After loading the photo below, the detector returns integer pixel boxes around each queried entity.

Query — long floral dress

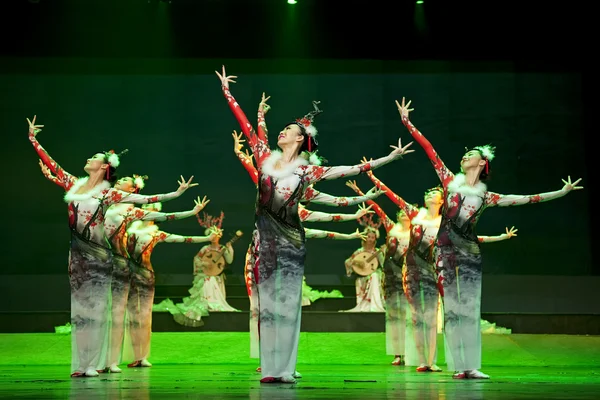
[124,222,211,364]
[103,203,198,368]
[233,109,387,362]
[365,171,442,367]
[348,184,411,357]
[221,83,402,379]
[29,133,181,376]
[402,113,576,372]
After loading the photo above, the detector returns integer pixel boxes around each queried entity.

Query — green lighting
[416,0,424,4]
[288,0,297,4]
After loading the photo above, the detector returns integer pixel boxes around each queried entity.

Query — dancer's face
[278,124,304,147]
[460,150,485,172]
[115,177,136,193]
[396,210,410,225]
[366,232,377,245]
[84,153,107,174]
[424,189,443,209]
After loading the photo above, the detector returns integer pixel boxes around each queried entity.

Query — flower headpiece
[357,213,382,239]
[196,211,225,230]
[104,148,129,168]
[300,150,327,166]
[293,100,323,153]
[472,144,496,162]
[133,174,148,193]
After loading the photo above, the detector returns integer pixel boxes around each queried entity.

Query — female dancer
[233,130,372,372]
[124,203,216,368]
[39,162,210,371]
[27,116,196,378]
[346,180,412,366]
[216,66,413,383]
[354,168,517,372]
[396,97,583,379]
[103,177,210,373]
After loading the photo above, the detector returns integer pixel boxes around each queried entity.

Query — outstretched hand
[365,186,385,198]
[259,92,271,115]
[27,115,44,136]
[215,65,237,89]
[561,176,583,192]
[356,203,374,218]
[346,180,360,193]
[360,156,374,164]
[177,175,199,193]
[395,97,414,119]
[208,225,223,238]
[505,226,518,238]
[232,130,245,153]
[193,195,210,213]
[352,228,368,241]
[389,137,415,158]
[39,159,52,177]
[233,131,253,162]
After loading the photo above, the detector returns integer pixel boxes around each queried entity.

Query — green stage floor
[0,333,599,399]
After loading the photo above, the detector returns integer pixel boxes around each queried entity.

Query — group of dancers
[28,65,583,382]
[29,116,221,377]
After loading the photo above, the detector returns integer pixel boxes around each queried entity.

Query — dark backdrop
[0,0,591,286]
[0,60,589,278]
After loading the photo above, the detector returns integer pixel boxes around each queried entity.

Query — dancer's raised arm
[396,98,454,188]
[28,116,76,188]
[216,66,270,166]
[103,175,197,206]
[233,130,258,185]
[346,180,395,233]
[305,228,367,240]
[157,230,216,244]
[477,226,518,243]
[39,159,69,189]
[300,203,373,223]
[361,159,420,219]
[134,196,209,222]
[486,177,583,207]
[303,185,384,207]
[302,138,414,183]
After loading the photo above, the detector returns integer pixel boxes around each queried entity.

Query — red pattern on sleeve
[366,171,419,219]
[401,116,454,188]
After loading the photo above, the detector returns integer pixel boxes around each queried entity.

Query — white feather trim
[134,176,145,190]
[305,124,318,137]
[107,153,120,168]
[261,150,309,179]
[64,177,111,203]
[447,173,487,197]
[309,152,322,166]
[474,145,495,161]
[410,208,442,229]
[142,202,162,212]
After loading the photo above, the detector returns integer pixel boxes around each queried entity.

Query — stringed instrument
[198,230,243,276]
[351,248,383,276]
